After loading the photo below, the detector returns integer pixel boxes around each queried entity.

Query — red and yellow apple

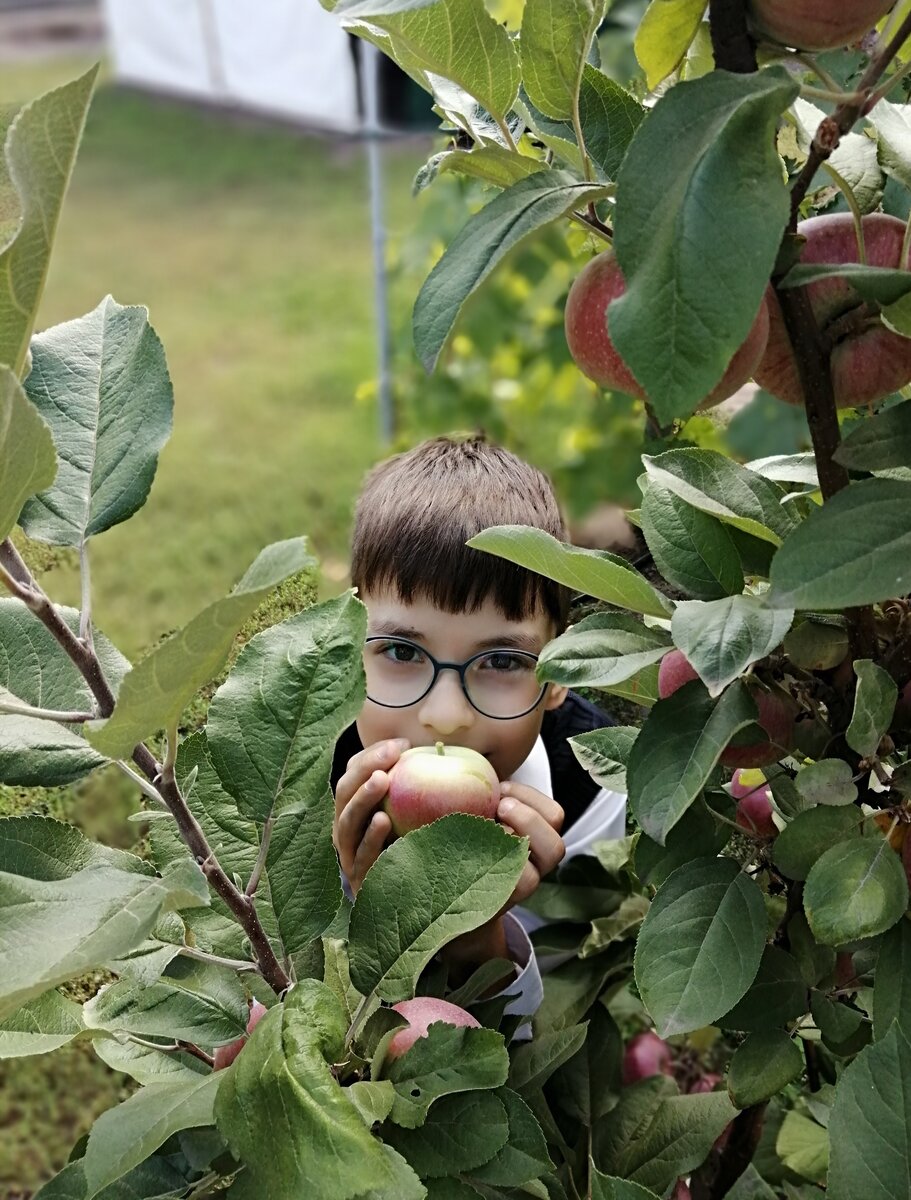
[731,768,778,837]
[757,213,911,409]
[622,1030,674,1085]
[213,999,268,1071]
[383,742,500,835]
[387,996,481,1060]
[564,250,770,408]
[747,0,894,51]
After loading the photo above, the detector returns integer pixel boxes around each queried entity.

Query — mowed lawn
[5,56,430,659]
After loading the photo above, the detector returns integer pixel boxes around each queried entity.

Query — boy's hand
[333,738,410,893]
[496,781,565,907]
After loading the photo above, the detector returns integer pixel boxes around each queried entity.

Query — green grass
[8,55,430,660]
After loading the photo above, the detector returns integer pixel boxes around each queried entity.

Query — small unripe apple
[658,649,700,699]
[747,0,893,51]
[387,996,481,1060]
[622,1031,674,1085]
[383,742,500,835]
[672,1182,692,1200]
[757,213,911,409]
[213,999,268,1071]
[731,770,778,838]
[564,250,770,408]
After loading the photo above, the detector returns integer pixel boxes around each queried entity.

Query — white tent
[102,0,361,133]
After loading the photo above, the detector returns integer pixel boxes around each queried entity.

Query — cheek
[355,702,412,750]
[489,713,545,780]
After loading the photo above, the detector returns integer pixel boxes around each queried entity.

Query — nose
[416,668,476,738]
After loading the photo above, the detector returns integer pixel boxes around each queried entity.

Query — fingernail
[498,799,516,817]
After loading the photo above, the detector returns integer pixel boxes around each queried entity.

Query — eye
[376,640,426,665]
[481,651,534,672]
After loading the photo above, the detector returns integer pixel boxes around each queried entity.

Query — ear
[543,682,569,711]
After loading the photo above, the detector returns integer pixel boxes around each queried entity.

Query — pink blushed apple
[386,996,481,1060]
[622,1031,674,1085]
[213,999,268,1071]
[383,742,500,835]
[747,0,893,51]
[731,769,778,838]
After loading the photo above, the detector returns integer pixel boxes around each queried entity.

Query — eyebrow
[368,621,542,655]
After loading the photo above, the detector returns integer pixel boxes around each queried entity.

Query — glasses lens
[465,650,544,718]
[364,639,435,707]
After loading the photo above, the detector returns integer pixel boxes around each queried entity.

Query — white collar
[507,735,553,799]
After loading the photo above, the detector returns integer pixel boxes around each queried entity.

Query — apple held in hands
[564,250,770,409]
[757,213,911,409]
[383,741,500,835]
[387,996,481,1060]
[747,0,893,51]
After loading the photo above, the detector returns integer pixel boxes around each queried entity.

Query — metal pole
[362,43,395,445]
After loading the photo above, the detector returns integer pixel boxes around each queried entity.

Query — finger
[499,781,564,832]
[498,798,565,877]
[336,769,390,873]
[351,810,393,892]
[509,861,541,908]
[335,739,409,819]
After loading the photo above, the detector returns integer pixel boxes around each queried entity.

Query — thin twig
[178,945,260,973]
[0,698,96,723]
[79,540,93,651]
[246,816,274,897]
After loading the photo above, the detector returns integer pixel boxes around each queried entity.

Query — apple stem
[435,741,445,755]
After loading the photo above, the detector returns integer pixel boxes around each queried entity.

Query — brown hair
[351,435,570,629]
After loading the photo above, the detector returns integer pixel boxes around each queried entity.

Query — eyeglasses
[363,637,548,720]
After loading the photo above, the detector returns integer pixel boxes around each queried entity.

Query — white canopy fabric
[102,0,361,132]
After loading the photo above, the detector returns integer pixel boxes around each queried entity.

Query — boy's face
[356,589,569,783]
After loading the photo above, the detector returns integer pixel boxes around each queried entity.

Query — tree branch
[691,1103,769,1200]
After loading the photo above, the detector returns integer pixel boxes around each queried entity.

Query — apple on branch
[757,213,911,408]
[386,996,481,1060]
[622,1030,674,1085]
[747,0,894,52]
[564,250,770,409]
[731,769,778,838]
[213,999,268,1071]
[383,742,500,835]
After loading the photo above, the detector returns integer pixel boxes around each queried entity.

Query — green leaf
[414,171,612,371]
[827,1023,911,1200]
[19,297,173,546]
[0,66,98,376]
[385,1021,509,1128]
[92,1036,209,1085]
[35,1156,195,1200]
[508,1022,588,1092]
[581,894,650,957]
[610,68,796,422]
[634,0,707,89]
[207,592,366,821]
[520,0,603,121]
[467,1086,552,1186]
[795,759,858,808]
[747,452,819,486]
[0,714,107,786]
[570,725,639,792]
[643,450,798,546]
[769,479,911,610]
[549,1004,622,1125]
[868,97,911,191]
[216,981,398,1198]
[382,1089,510,1178]
[537,612,670,689]
[671,596,793,697]
[717,945,807,1032]
[87,538,316,760]
[873,916,911,1039]
[634,856,767,1036]
[805,837,909,945]
[591,1173,663,1200]
[82,1073,221,1198]
[779,261,911,305]
[84,957,249,1046]
[0,816,208,1020]
[787,912,836,989]
[728,1029,803,1108]
[347,1080,395,1128]
[846,659,898,758]
[776,1111,828,1184]
[810,993,870,1058]
[534,954,622,1033]
[341,0,519,122]
[594,1077,736,1193]
[0,365,56,541]
[640,481,744,600]
[468,524,669,617]
[0,988,83,1058]
[772,806,861,882]
[579,65,644,181]
[634,802,730,888]
[348,814,527,1001]
[627,680,760,844]
[427,145,547,191]
[833,399,911,471]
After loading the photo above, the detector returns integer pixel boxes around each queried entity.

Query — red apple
[672,1182,692,1200]
[721,688,796,769]
[731,769,777,836]
[564,250,770,409]
[658,649,700,699]
[387,996,481,1060]
[213,999,268,1071]
[757,213,911,409]
[747,0,893,51]
[688,1072,722,1094]
[383,742,500,835]
[622,1031,674,1085]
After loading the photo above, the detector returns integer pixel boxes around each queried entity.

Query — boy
[331,435,626,1014]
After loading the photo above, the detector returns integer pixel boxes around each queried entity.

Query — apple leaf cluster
[6,2,911,1198]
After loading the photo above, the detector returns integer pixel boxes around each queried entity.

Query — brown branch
[691,1103,768,1200]
[0,537,291,995]
[790,10,911,224]
[178,1040,215,1068]
[708,0,758,74]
